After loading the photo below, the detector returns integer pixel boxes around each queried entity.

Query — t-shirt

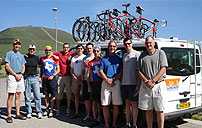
[24,54,40,76]
[100,54,122,78]
[138,49,168,81]
[5,50,26,73]
[40,55,59,77]
[89,58,102,81]
[54,51,74,76]
[122,50,140,85]
[70,54,86,76]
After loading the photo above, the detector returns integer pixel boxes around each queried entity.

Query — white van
[80,37,202,119]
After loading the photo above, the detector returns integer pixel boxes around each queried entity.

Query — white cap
[29,44,36,49]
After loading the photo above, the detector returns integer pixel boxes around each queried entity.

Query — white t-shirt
[71,54,86,76]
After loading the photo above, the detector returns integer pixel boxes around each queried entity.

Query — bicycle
[72,17,99,42]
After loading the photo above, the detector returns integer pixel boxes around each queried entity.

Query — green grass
[0,65,6,78]
[0,26,75,58]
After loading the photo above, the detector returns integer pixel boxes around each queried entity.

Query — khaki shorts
[101,80,122,106]
[71,78,81,95]
[57,75,72,100]
[7,75,25,93]
[138,81,167,111]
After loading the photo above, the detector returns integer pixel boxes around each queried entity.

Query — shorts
[71,78,81,95]
[91,81,102,102]
[7,75,25,93]
[81,80,92,101]
[121,85,138,102]
[138,81,167,111]
[101,80,122,106]
[57,75,72,100]
[42,77,58,97]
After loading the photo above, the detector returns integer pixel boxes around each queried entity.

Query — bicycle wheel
[98,23,110,41]
[72,20,83,42]
[78,20,89,42]
[112,18,124,40]
[88,21,99,42]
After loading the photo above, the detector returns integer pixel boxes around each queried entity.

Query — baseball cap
[13,39,21,45]
[44,45,52,51]
[29,44,36,49]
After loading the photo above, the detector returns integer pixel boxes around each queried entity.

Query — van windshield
[162,47,200,76]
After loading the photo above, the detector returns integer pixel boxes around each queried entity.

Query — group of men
[4,36,168,128]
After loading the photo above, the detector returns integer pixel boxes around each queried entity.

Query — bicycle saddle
[122,3,130,7]
[136,5,144,15]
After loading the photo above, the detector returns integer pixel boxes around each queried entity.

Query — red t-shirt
[54,51,74,76]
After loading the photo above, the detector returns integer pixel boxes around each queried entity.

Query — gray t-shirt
[122,50,140,85]
[138,49,168,81]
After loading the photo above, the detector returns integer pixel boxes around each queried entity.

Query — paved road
[1,77,202,128]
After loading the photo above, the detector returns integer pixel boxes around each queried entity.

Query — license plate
[177,102,190,109]
[165,78,180,88]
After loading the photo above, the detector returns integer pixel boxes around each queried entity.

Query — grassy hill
[0,26,74,58]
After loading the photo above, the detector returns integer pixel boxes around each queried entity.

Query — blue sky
[0,0,202,41]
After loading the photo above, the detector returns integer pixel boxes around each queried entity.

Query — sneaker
[66,109,71,116]
[6,117,13,123]
[70,113,79,119]
[27,114,32,119]
[16,114,26,120]
[83,115,91,121]
[55,111,60,116]
[43,111,48,117]
[37,113,42,119]
[48,111,53,118]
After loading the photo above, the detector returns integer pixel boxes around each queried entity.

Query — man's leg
[7,93,14,117]
[112,105,119,127]
[15,92,22,116]
[56,76,63,113]
[125,99,131,125]
[145,110,153,128]
[84,99,92,120]
[32,78,42,114]
[75,92,80,115]
[103,106,110,128]
[25,79,32,115]
[156,111,164,128]
[131,101,138,127]
[66,76,72,113]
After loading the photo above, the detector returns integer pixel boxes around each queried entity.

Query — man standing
[5,39,27,123]
[70,44,86,118]
[54,43,74,115]
[82,42,94,121]
[122,38,140,128]
[24,44,42,119]
[89,45,102,122]
[99,40,122,128]
[40,46,60,118]
[138,35,168,128]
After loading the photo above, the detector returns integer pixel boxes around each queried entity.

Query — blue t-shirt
[5,51,26,73]
[40,56,58,77]
[89,58,102,81]
[100,54,122,78]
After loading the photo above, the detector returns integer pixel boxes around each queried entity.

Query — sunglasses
[45,49,52,51]
[124,43,132,46]
[29,48,35,51]
[94,50,100,53]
